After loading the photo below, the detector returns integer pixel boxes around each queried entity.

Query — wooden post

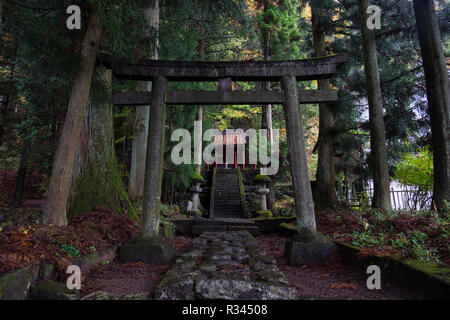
[141,76,168,238]
[282,76,317,234]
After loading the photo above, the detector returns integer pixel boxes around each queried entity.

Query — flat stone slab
[154,231,297,300]
[119,237,176,264]
[212,218,255,226]
[195,279,296,300]
[192,225,227,235]
[285,233,336,266]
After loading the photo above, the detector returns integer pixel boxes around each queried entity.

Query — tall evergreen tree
[129,0,159,201]
[43,12,103,225]
[311,0,338,209]
[358,0,391,210]
[413,0,450,211]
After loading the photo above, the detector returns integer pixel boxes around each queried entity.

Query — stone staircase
[192,218,259,236]
[211,168,244,218]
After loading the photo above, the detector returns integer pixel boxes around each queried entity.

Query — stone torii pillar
[119,76,175,264]
[281,76,335,265]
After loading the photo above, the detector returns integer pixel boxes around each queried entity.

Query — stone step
[212,218,255,225]
[192,225,227,235]
[214,204,242,208]
[227,225,259,236]
[192,223,257,235]
[214,192,241,196]
[214,214,242,219]
[214,200,242,205]
[214,209,242,214]
[214,212,242,216]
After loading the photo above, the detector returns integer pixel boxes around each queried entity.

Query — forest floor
[0,170,446,299]
[79,234,427,300]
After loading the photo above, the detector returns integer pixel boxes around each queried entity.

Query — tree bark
[129,0,159,200]
[140,76,168,238]
[359,0,391,210]
[311,2,338,209]
[282,76,317,234]
[42,13,103,226]
[0,0,3,28]
[261,0,275,210]
[413,0,450,210]
[68,68,136,220]
[13,133,31,207]
[0,44,17,148]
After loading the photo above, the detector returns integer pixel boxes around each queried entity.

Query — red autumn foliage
[0,206,138,274]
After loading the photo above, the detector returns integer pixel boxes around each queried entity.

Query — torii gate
[101,54,347,237]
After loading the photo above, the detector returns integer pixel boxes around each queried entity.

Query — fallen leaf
[329,282,358,290]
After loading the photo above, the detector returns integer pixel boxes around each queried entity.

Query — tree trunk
[140,76,168,238]
[13,133,31,207]
[282,76,317,234]
[0,44,17,148]
[311,2,338,209]
[413,0,450,211]
[195,106,203,174]
[359,0,391,210]
[261,0,275,210]
[129,0,159,200]
[0,0,3,28]
[42,13,103,226]
[68,68,136,220]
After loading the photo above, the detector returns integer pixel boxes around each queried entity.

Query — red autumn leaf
[329,282,358,290]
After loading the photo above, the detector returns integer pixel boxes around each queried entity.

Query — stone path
[154,231,297,300]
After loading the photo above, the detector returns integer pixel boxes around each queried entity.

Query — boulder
[0,265,39,300]
[119,236,175,264]
[82,291,148,300]
[154,270,203,300]
[195,279,297,300]
[29,281,80,300]
[285,233,336,266]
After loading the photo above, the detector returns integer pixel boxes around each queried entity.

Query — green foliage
[351,229,382,247]
[60,244,81,258]
[395,147,434,191]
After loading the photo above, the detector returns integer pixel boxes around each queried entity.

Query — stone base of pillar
[119,235,175,264]
[285,232,336,266]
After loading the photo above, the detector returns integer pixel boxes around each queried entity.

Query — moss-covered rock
[29,281,80,300]
[0,265,39,300]
[119,236,176,264]
[190,173,204,182]
[82,291,149,300]
[285,233,336,266]
[253,174,271,183]
[256,210,273,218]
[191,209,202,217]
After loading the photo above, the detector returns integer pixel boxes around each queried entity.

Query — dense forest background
[0,0,448,216]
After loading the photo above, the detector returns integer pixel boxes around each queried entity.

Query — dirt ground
[258,234,429,300]
[81,236,193,296]
[82,234,430,300]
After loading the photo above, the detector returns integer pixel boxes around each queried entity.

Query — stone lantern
[190,173,205,216]
[253,174,271,217]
